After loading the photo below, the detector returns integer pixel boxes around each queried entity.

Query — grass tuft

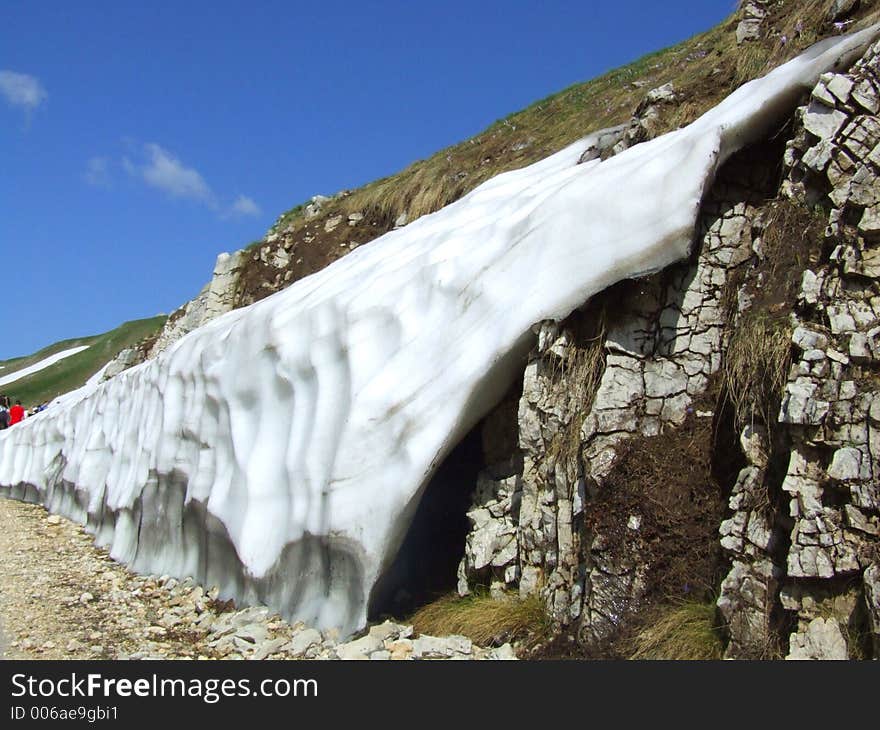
[734,42,772,88]
[408,590,550,648]
[628,599,725,660]
[723,311,792,433]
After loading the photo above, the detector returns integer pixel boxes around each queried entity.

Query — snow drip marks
[0,26,878,637]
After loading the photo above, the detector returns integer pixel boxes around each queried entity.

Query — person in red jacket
[9,400,25,425]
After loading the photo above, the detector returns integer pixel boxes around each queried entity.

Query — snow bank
[1,28,877,635]
[0,346,90,389]
[84,361,112,389]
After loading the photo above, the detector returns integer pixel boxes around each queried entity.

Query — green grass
[0,335,100,373]
[0,316,167,407]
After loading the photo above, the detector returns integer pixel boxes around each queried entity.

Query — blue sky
[0,0,735,359]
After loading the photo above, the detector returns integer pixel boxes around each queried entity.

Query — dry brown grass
[408,590,551,648]
[254,2,880,307]
[723,311,792,432]
[734,41,773,88]
[268,15,744,238]
[544,312,608,466]
[627,599,725,660]
[760,199,828,291]
[721,196,829,432]
[764,0,880,71]
[332,1,880,232]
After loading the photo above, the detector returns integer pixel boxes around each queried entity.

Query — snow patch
[0,346,90,389]
[85,362,112,389]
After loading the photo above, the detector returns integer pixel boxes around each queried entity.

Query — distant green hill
[0,316,167,407]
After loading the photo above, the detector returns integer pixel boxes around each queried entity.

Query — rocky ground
[0,498,515,661]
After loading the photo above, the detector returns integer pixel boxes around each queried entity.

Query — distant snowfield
[2,27,878,636]
[0,346,90,389]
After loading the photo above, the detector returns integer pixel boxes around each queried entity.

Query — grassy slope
[0,336,101,373]
[232,1,878,309]
[0,316,167,407]
[268,1,880,236]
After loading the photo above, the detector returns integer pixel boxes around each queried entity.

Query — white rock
[368,620,412,642]
[852,79,879,114]
[865,564,880,652]
[593,364,644,410]
[859,205,880,236]
[800,270,821,305]
[844,505,879,536]
[736,18,763,44]
[251,638,287,661]
[234,623,268,646]
[284,628,322,657]
[646,83,675,104]
[411,635,472,659]
[826,74,854,104]
[336,634,383,660]
[490,643,517,660]
[786,617,848,660]
[644,361,687,398]
[791,325,828,350]
[828,305,856,334]
[802,140,834,172]
[827,447,862,481]
[812,81,838,108]
[742,1,767,19]
[740,425,769,468]
[802,102,848,140]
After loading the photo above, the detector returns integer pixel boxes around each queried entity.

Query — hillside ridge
[130,1,880,365]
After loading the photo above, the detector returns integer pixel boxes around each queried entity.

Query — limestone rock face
[148,250,244,358]
[101,347,142,382]
[770,40,880,656]
[458,35,880,658]
[459,145,772,648]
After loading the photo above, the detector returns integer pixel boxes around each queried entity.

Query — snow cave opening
[367,423,485,621]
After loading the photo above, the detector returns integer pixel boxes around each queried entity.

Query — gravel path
[0,497,226,660]
[0,497,515,661]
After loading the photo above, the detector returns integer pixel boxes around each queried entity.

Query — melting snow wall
[1,27,878,636]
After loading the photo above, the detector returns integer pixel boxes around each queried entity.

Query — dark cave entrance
[367,424,485,621]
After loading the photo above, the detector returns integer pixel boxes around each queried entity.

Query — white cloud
[228,195,261,217]
[83,156,111,187]
[116,141,260,219]
[0,70,47,111]
[140,143,215,204]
